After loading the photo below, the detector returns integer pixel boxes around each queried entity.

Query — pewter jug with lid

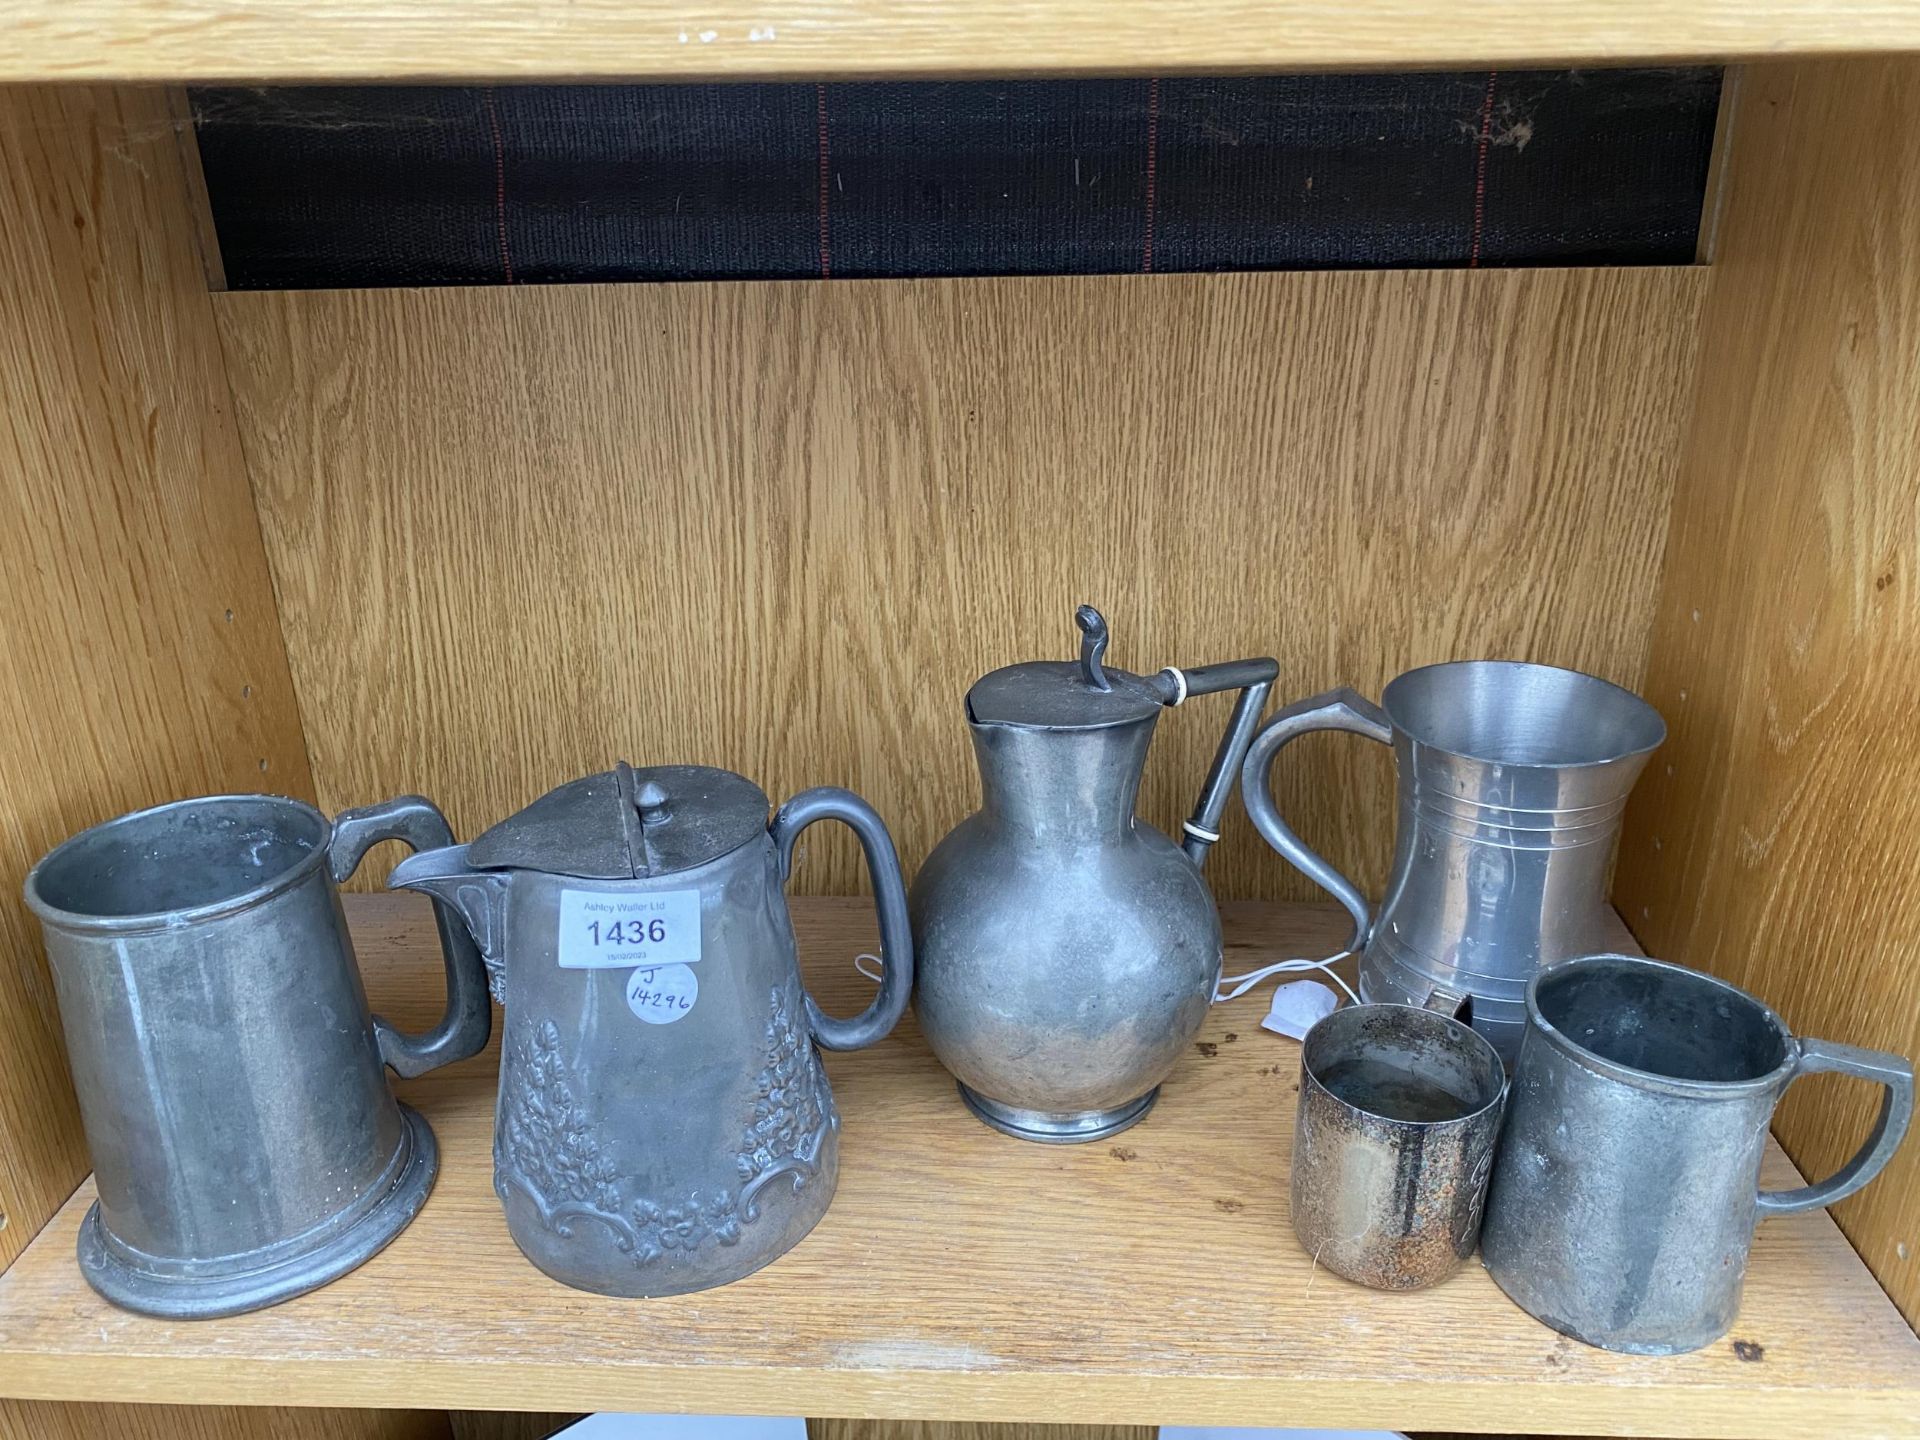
[909,607,1277,1142]
[389,762,912,1297]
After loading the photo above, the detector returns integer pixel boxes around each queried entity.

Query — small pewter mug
[1482,954,1915,1355]
[1242,660,1664,1062]
[24,793,492,1318]
[1291,1003,1506,1290]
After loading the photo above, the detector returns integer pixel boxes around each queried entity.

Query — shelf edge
[8,1,1920,84]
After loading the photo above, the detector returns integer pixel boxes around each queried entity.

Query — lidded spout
[962,606,1279,865]
[962,607,1170,844]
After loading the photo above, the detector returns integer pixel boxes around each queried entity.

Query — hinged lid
[965,605,1168,729]
[467,762,769,878]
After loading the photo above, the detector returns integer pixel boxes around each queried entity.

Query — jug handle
[1156,656,1280,868]
[1755,1038,1915,1218]
[771,787,914,1054]
[331,795,495,1079]
[1239,687,1393,954]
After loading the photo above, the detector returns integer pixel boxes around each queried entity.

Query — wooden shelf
[6,0,1920,84]
[0,895,1915,1436]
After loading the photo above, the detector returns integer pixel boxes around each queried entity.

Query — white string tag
[1214,949,1360,1007]
[1261,979,1341,1039]
[854,943,1357,1023]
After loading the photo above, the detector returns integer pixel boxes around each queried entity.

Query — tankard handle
[1239,687,1393,955]
[771,787,914,1054]
[330,795,494,1079]
[1755,1038,1915,1218]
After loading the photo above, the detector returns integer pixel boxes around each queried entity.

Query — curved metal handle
[1163,657,1280,869]
[330,795,494,1079]
[1238,687,1393,953]
[1756,1038,1914,1218]
[771,787,914,1053]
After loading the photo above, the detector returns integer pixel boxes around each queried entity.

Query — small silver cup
[25,792,492,1318]
[1291,1002,1507,1290]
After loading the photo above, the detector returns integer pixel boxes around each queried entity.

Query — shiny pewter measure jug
[1241,660,1665,1061]
[910,606,1278,1143]
[390,762,912,1297]
[1482,954,1914,1354]
[24,793,492,1318]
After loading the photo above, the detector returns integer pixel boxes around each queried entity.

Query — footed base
[957,1082,1159,1144]
[78,1102,438,1319]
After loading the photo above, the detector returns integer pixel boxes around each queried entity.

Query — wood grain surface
[217,266,1703,905]
[0,1402,449,1440]
[0,85,314,1277]
[447,1416,579,1440]
[5,0,1920,84]
[1615,57,1920,1330]
[0,895,1913,1436]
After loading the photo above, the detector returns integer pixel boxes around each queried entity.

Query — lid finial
[1076,605,1112,693]
[634,780,673,827]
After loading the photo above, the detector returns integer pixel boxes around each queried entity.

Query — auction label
[557,888,701,969]
[626,964,698,1024]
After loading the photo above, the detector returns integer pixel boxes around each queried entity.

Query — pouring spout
[387,844,510,1001]
[388,842,481,901]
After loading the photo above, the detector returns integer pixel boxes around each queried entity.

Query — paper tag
[557,889,702,969]
[1261,979,1340,1040]
[626,963,698,1024]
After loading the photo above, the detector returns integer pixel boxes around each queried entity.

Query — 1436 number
[588,918,668,946]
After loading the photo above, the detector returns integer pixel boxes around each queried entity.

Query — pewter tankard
[1240,661,1664,1061]
[1482,954,1914,1354]
[911,606,1278,1142]
[389,763,913,1297]
[24,793,492,1318]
